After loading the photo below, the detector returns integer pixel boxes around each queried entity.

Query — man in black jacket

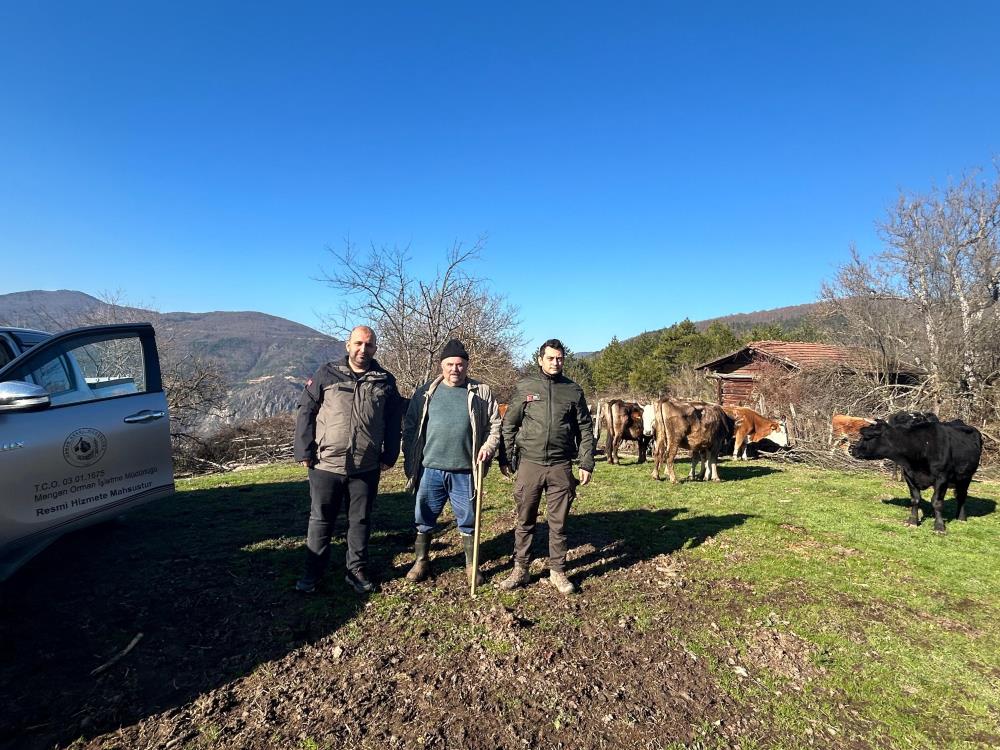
[499,338,595,595]
[293,325,404,594]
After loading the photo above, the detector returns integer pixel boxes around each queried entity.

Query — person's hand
[381,462,393,471]
[578,469,592,486]
[477,446,493,463]
[301,460,313,469]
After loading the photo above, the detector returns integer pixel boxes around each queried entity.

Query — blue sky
[2,2,998,354]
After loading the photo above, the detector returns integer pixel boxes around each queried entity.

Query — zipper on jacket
[545,375,553,464]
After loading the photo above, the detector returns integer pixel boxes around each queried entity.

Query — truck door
[0,323,174,577]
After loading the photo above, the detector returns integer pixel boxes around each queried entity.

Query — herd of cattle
[592,398,788,482]
[589,398,984,533]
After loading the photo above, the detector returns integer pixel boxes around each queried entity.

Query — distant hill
[692,301,823,333]
[0,290,343,430]
[576,301,826,358]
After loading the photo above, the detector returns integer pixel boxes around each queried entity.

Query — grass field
[2,456,998,749]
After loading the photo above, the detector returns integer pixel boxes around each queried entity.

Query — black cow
[850,412,982,533]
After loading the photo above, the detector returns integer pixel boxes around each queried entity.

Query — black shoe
[345,568,375,594]
[294,578,317,594]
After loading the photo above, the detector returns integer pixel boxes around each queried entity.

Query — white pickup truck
[0,323,174,579]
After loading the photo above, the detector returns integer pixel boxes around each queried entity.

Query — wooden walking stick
[471,459,485,597]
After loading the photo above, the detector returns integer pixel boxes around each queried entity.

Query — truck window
[34,356,74,396]
[2,332,147,407]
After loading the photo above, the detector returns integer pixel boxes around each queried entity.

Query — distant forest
[564,314,826,400]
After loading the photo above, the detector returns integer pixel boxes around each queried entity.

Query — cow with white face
[642,403,656,441]
[722,406,789,460]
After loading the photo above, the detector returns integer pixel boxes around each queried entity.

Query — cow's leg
[929,478,949,533]
[609,435,618,465]
[954,478,971,521]
[693,449,705,480]
[901,475,923,526]
[651,437,663,480]
[637,436,647,464]
[708,449,721,481]
[667,440,680,483]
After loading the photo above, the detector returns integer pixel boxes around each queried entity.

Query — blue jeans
[415,467,475,535]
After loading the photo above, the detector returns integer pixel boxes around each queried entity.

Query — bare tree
[823,165,1000,423]
[318,237,524,395]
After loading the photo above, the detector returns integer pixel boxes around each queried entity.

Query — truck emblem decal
[63,428,108,468]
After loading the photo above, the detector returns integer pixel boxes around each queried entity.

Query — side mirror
[0,381,51,411]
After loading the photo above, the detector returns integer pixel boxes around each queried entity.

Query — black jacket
[293,357,404,475]
[501,369,595,472]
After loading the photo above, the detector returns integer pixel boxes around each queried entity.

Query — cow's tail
[594,399,603,443]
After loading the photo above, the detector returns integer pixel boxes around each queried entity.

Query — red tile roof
[697,341,890,371]
[746,340,873,369]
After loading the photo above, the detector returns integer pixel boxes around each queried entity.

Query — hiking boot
[498,563,530,591]
[548,569,577,595]
[345,568,375,594]
[294,578,317,594]
[406,532,432,583]
[461,533,485,587]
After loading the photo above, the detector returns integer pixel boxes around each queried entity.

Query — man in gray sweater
[401,339,502,586]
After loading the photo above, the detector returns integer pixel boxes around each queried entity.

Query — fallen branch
[91,632,144,676]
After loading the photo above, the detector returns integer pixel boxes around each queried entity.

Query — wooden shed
[695,340,880,407]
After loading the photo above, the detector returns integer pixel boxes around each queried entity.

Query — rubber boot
[498,562,530,590]
[405,532,432,582]
[461,534,485,587]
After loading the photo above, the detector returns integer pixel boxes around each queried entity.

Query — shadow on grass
[0,479,416,750]
[880,494,996,521]
[567,507,753,585]
[408,502,755,589]
[715,463,781,480]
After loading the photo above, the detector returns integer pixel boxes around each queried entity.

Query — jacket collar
[426,375,480,397]
[336,356,389,379]
[537,367,566,383]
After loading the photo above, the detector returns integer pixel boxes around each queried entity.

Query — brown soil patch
[742,627,824,686]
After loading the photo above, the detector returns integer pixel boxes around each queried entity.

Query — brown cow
[595,399,650,464]
[650,397,730,482]
[830,414,875,453]
[722,406,789,460]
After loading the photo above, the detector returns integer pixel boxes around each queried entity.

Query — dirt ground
[0,473,856,750]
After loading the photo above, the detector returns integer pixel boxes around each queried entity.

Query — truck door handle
[124,410,166,424]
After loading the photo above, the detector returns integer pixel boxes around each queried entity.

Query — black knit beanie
[439,339,469,361]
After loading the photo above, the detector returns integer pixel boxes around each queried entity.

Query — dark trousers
[512,460,577,573]
[303,467,380,583]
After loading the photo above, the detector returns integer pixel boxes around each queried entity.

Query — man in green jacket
[499,338,595,595]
